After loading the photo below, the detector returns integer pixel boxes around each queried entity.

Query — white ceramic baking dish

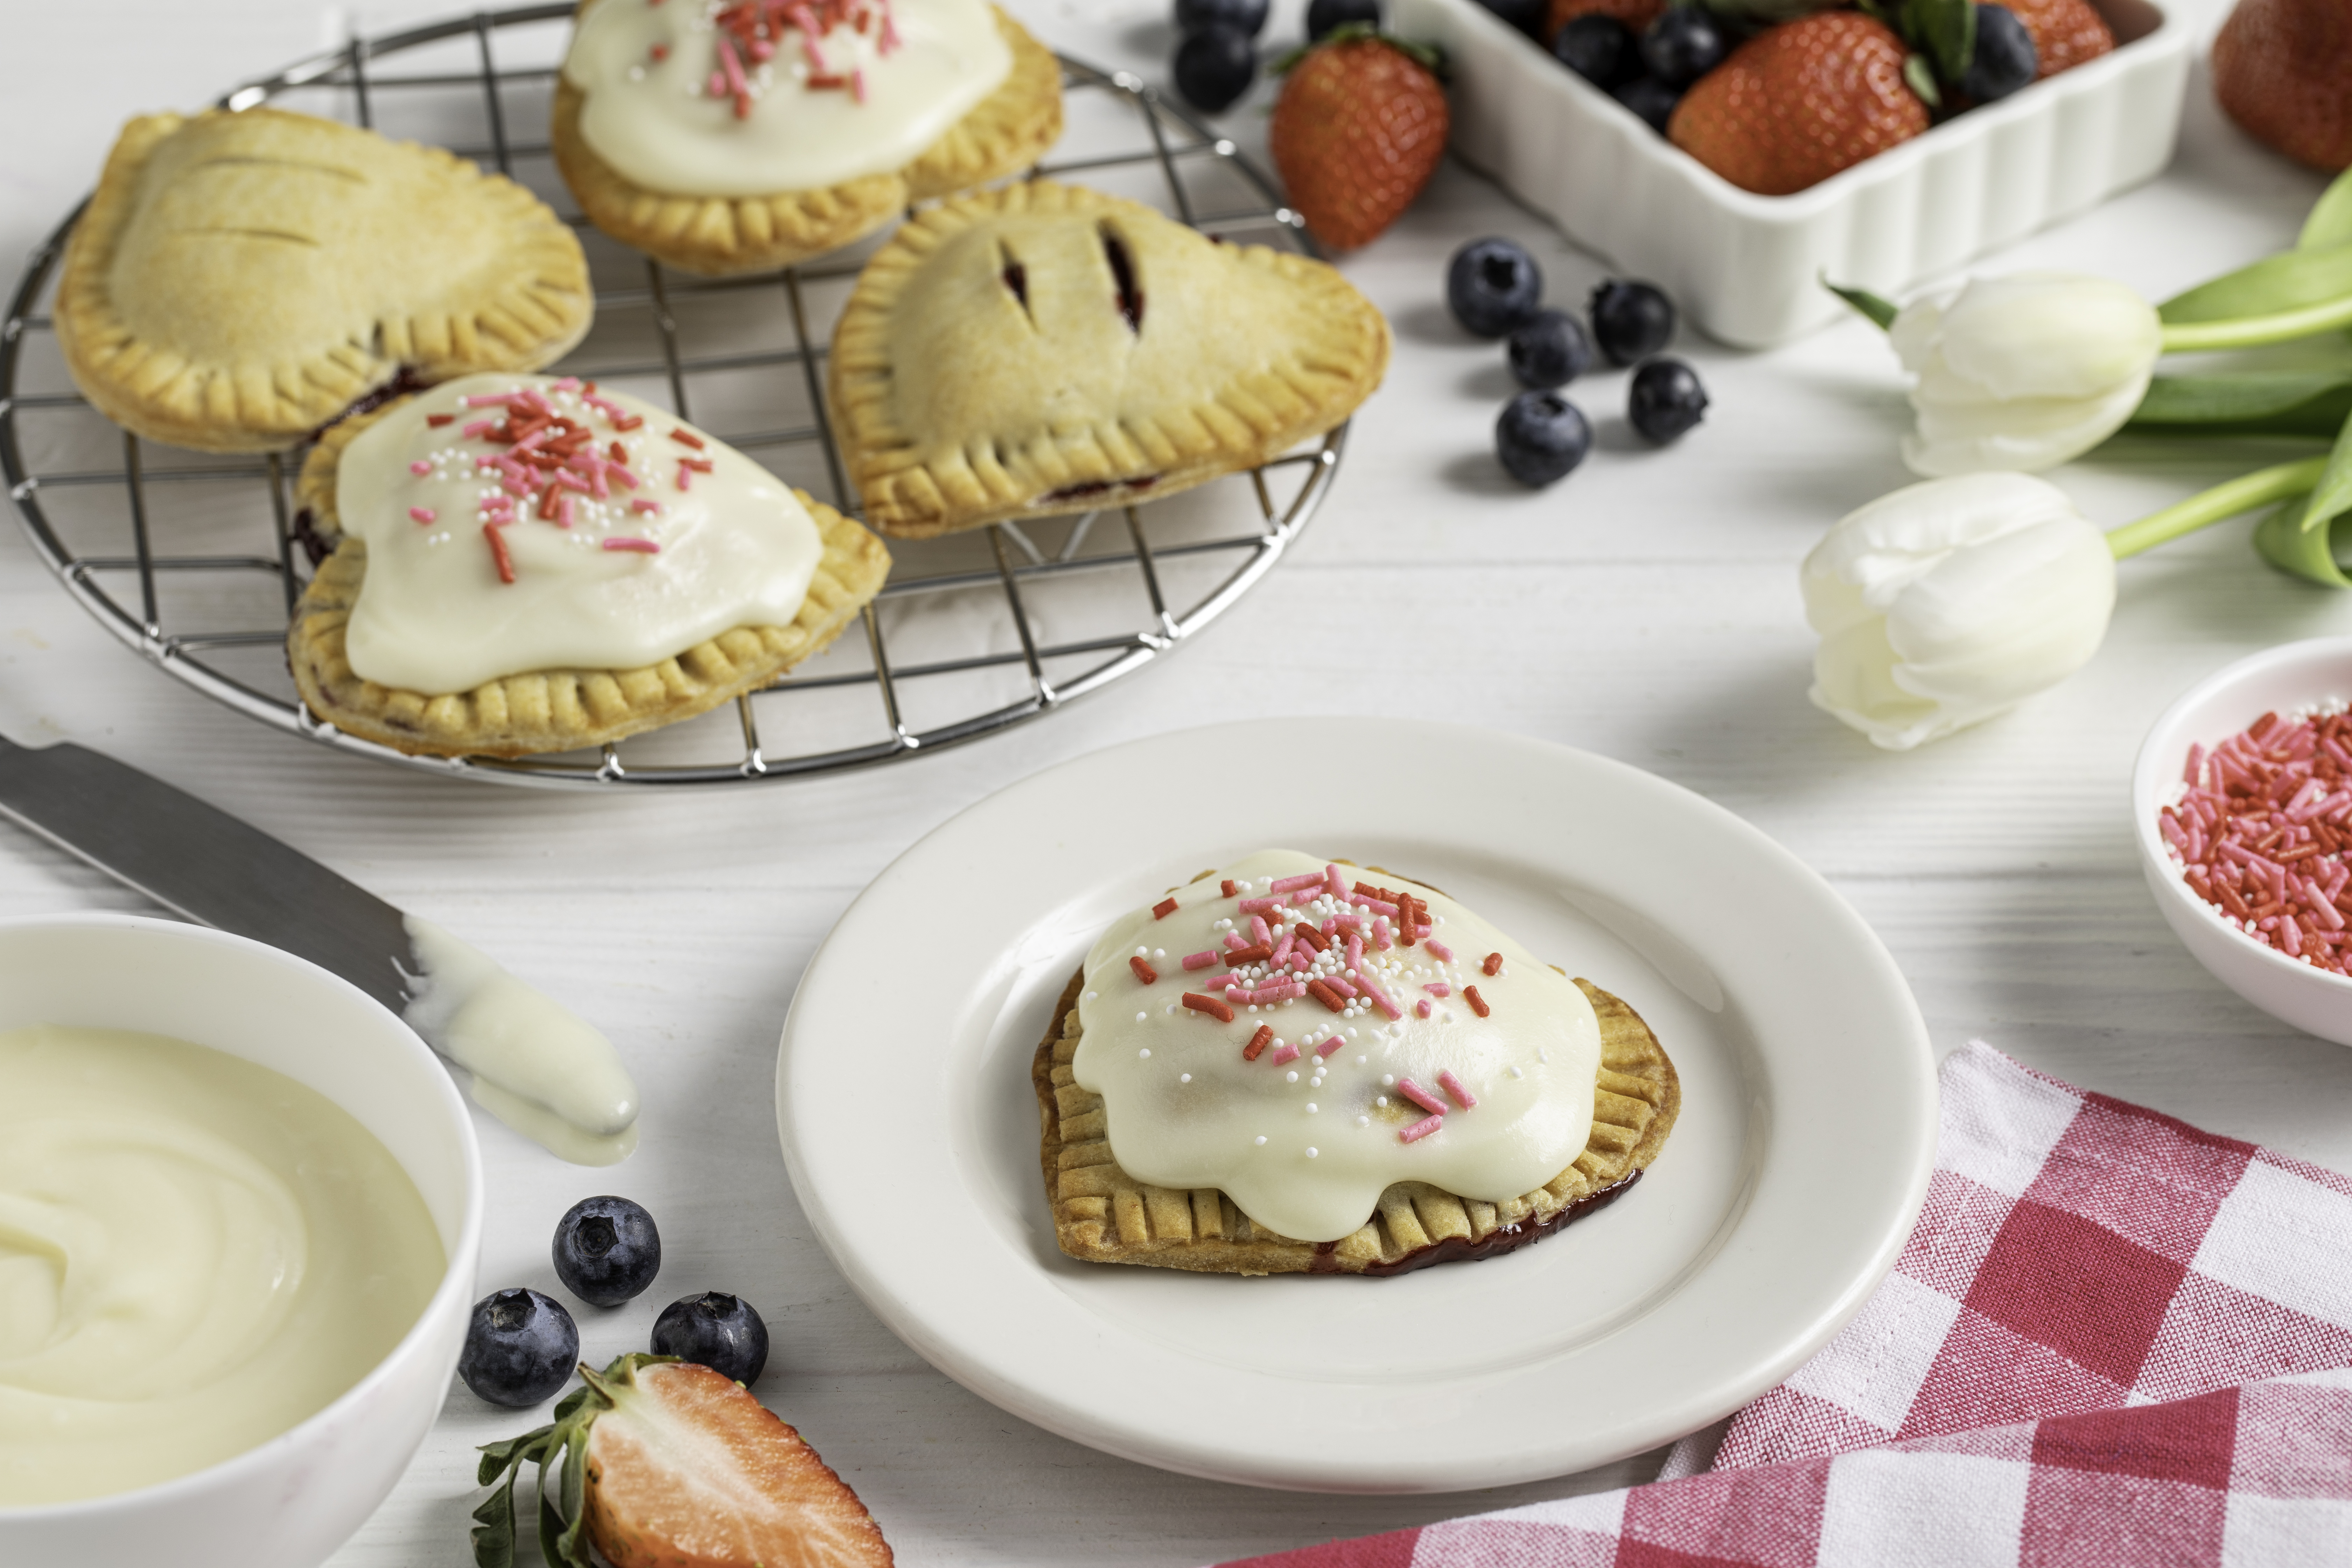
[1395,0,2192,347]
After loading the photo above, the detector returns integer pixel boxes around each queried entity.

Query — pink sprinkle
[409,459,433,476]
[1270,1044,1301,1066]
[852,65,866,101]
[408,506,436,524]
[1270,933,1296,966]
[1314,1037,1344,1058]
[630,498,663,515]
[1373,917,1393,951]
[1358,978,1401,1020]
[461,392,520,407]
[1345,934,1363,973]
[550,376,581,393]
[1332,912,1363,935]
[1424,982,1451,997]
[1182,951,1218,970]
[1414,999,1432,1018]
[1324,976,1358,998]
[1270,872,1324,895]
[1437,1070,1478,1109]
[1396,1078,1447,1116]
[461,418,498,438]
[602,537,660,553]
[1400,1114,1443,1145]
[677,463,695,492]
[1239,896,1283,914]
[555,493,576,528]
[1356,896,1399,917]
[2184,743,2207,788]
[1426,939,1455,961]
[1325,863,1347,899]
[1249,916,1272,947]
[708,69,728,97]
[1250,981,1307,1004]
[1224,931,1248,952]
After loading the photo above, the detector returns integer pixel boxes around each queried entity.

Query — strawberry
[474,1354,891,1568]
[1666,13,1929,196]
[1269,27,1450,251]
[1548,0,1667,36]
[2001,0,2115,78]
[2213,0,2352,172]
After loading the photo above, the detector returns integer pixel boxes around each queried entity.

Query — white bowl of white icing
[0,913,483,1568]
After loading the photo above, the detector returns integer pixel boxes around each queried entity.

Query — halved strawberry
[474,1354,891,1568]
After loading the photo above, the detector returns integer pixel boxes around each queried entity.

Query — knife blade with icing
[0,732,639,1165]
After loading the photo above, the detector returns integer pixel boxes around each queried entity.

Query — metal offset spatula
[0,731,642,1163]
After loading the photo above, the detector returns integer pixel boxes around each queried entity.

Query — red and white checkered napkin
[1220,1042,2352,1567]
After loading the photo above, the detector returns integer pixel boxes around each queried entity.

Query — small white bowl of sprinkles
[2135,638,2352,1046]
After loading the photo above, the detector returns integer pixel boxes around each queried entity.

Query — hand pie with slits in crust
[552,0,1063,278]
[828,181,1392,538]
[55,108,592,455]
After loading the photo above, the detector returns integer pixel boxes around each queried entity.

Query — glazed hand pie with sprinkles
[1032,850,1679,1276]
[828,180,1392,538]
[287,374,890,757]
[55,108,592,454]
[553,0,1063,276]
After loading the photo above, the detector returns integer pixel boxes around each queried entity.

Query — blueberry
[1473,0,1548,35]
[1506,310,1597,389]
[1628,357,1709,442]
[1639,6,1727,88]
[1589,279,1676,365]
[1175,0,1268,35]
[1307,0,1381,38]
[1446,237,1544,338]
[1553,14,1640,90]
[1960,5,2037,100]
[459,1288,579,1408]
[1612,76,1681,134]
[1172,27,1256,113]
[552,1195,662,1308]
[651,1292,770,1386]
[1496,392,1593,487]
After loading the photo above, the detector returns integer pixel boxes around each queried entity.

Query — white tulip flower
[1803,473,2116,751]
[1891,273,2162,477]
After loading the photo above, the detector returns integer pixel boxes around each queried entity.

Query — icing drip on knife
[1073,850,1602,1244]
[401,919,641,1166]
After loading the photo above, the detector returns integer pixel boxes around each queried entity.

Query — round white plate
[777,720,1935,1492]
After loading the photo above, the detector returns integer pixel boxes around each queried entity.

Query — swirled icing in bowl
[1072,850,1602,1244]
[0,1025,443,1505]
[561,0,1014,198]
[334,373,822,695]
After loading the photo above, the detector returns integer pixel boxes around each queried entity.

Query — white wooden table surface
[6,0,2350,1561]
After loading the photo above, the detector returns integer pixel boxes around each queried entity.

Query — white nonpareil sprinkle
[1153,949,1165,959]
[1382,1074,1395,1086]
[1136,1012,1147,1023]
[1305,1148,1318,1158]
[1356,1115,1370,1127]
[1375,1096,1388,1107]
[1085,990,1098,1001]
[1180,1073,1192,1083]
[1508,1065,1523,1078]
[1138,1048,1150,1059]
[1255,1135,1267,1146]
[1135,946,1148,956]
[1285,1071,1298,1083]
[1306,1103,1318,1113]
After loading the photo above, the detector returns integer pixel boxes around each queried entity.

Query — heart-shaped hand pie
[56,108,593,454]
[553,0,1062,277]
[827,181,1392,538]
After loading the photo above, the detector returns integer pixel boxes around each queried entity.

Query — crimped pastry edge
[549,2,1062,278]
[54,107,592,455]
[286,397,891,758]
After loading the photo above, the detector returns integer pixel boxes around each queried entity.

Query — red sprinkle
[1243,1025,1273,1062]
[1223,944,1272,967]
[1292,922,1329,953]
[1182,992,1235,1023]
[482,524,516,584]
[1305,980,1344,1013]
[1220,879,1239,897]
[1129,955,1158,985]
[668,427,706,449]
[1464,984,1490,1018]
[2166,706,2352,975]
[425,412,455,427]
[1153,897,1180,919]
[1483,952,1503,976]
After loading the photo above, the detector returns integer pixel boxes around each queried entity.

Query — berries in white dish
[1496,392,1594,486]
[1639,6,1728,87]
[1447,237,1544,337]
[1554,14,1641,89]
[1590,279,1676,365]
[552,1195,663,1308]
[651,1291,771,1387]
[460,1288,579,1408]
[1962,5,2038,100]
[1628,358,1710,442]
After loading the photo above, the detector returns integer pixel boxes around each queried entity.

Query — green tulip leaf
[2302,168,2352,251]
[1823,277,1900,329]
[2127,372,2352,436]
[1903,52,1944,107]
[2300,405,2352,540]
[2254,497,2352,587]
[1908,0,1976,81]
[2160,243,2352,324]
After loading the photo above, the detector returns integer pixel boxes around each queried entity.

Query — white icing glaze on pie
[1072,850,1602,1244]
[335,373,822,694]
[561,0,1013,198]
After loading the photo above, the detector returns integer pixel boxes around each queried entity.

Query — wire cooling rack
[0,6,1342,788]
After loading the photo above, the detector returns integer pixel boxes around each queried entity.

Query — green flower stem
[2159,293,2352,352]
[2106,457,2329,560]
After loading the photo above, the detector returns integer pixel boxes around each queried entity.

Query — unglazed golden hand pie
[552,0,1062,278]
[828,181,1392,538]
[1033,854,1679,1276]
[55,108,592,454]
[287,376,890,758]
